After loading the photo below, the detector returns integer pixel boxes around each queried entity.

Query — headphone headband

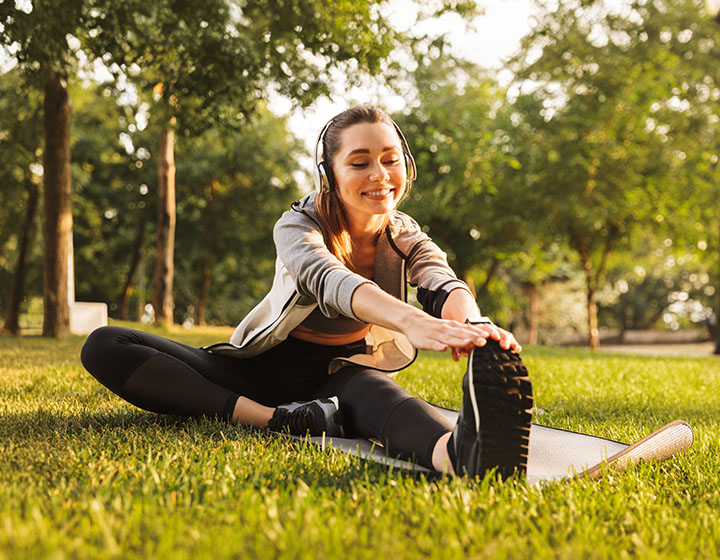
[314,115,417,193]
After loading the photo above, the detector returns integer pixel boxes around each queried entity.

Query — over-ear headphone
[314,116,417,193]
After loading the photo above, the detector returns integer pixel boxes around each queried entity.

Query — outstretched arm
[351,284,521,359]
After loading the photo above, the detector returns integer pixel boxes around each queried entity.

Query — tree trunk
[524,282,539,346]
[119,219,146,320]
[151,112,176,327]
[580,252,600,349]
[136,253,147,322]
[3,173,40,335]
[477,257,500,298]
[42,76,72,338]
[587,290,599,350]
[196,255,213,327]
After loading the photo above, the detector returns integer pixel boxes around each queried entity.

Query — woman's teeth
[362,189,393,197]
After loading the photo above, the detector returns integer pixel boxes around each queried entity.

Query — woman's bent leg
[81,326,241,419]
[313,367,452,469]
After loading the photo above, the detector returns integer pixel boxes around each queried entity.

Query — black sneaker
[448,340,533,479]
[267,396,344,437]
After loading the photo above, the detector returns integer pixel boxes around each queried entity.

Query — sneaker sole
[468,340,533,479]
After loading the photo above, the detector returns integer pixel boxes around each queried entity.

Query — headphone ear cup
[405,153,417,182]
[317,161,334,193]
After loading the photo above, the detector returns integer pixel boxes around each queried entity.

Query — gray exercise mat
[292,406,694,484]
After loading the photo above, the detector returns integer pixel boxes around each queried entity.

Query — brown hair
[316,105,409,268]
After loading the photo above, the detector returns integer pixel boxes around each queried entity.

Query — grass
[1,321,719,559]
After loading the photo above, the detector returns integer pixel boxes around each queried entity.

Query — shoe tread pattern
[472,340,533,478]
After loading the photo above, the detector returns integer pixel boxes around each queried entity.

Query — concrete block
[70,301,108,335]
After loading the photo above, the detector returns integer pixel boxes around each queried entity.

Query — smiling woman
[81,105,533,480]
[313,106,416,269]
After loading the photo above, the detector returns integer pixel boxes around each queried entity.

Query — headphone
[314,116,417,193]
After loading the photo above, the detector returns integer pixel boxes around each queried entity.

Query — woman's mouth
[361,188,394,200]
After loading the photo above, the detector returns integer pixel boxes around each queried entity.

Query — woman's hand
[400,313,486,354]
[400,315,521,361]
[436,287,522,359]
[448,322,522,361]
[351,283,521,361]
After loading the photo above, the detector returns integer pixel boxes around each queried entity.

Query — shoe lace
[273,406,314,435]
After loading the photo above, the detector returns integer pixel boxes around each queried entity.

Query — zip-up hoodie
[204,192,472,374]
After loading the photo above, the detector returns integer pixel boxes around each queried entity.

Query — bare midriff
[289,323,371,346]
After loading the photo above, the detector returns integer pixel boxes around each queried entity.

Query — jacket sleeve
[402,218,474,318]
[273,209,374,320]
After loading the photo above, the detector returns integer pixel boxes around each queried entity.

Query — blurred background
[1,0,719,353]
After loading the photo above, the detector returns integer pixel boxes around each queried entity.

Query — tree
[395,58,528,291]
[509,0,715,348]
[63,82,303,326]
[174,105,302,325]
[88,0,406,326]
[0,69,43,334]
[1,0,102,336]
[662,1,720,352]
[69,81,157,319]
[597,231,712,334]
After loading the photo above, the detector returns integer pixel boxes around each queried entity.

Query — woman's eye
[384,159,400,165]
[350,163,368,168]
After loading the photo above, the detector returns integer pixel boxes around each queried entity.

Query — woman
[81,105,533,478]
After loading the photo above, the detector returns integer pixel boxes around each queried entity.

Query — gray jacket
[204,192,471,373]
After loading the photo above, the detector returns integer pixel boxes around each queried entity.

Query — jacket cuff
[418,280,474,318]
[337,276,375,321]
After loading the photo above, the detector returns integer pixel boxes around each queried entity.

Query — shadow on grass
[0,408,441,488]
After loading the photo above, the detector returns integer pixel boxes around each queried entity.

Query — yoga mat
[291,407,694,484]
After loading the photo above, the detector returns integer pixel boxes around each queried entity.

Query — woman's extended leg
[312,341,533,477]
[312,367,453,470]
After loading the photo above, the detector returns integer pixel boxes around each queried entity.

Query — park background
[2,1,720,559]
[2,0,720,352]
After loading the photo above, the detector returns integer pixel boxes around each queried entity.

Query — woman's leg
[81,326,272,422]
[81,326,344,434]
[312,367,453,470]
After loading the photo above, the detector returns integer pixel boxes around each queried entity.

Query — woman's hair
[315,105,408,268]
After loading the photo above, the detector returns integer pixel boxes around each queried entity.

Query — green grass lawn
[1,322,719,559]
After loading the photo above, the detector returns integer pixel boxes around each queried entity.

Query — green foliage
[598,231,713,331]
[0,68,43,316]
[506,0,720,342]
[65,81,302,323]
[90,0,400,133]
[1,328,719,557]
[173,105,303,324]
[69,81,157,308]
[0,0,87,78]
[396,58,527,280]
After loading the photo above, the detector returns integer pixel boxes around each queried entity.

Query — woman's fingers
[464,323,522,352]
[406,316,522,354]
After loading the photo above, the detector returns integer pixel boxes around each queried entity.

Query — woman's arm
[351,283,520,359]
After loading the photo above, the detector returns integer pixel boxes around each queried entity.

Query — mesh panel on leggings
[120,354,239,419]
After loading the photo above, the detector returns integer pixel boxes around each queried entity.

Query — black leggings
[80,326,452,468]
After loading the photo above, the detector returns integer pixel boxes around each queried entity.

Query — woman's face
[331,121,407,226]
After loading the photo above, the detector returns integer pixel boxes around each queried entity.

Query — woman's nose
[369,161,390,182]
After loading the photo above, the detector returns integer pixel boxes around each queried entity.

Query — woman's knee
[81,326,120,370]
[80,326,155,391]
